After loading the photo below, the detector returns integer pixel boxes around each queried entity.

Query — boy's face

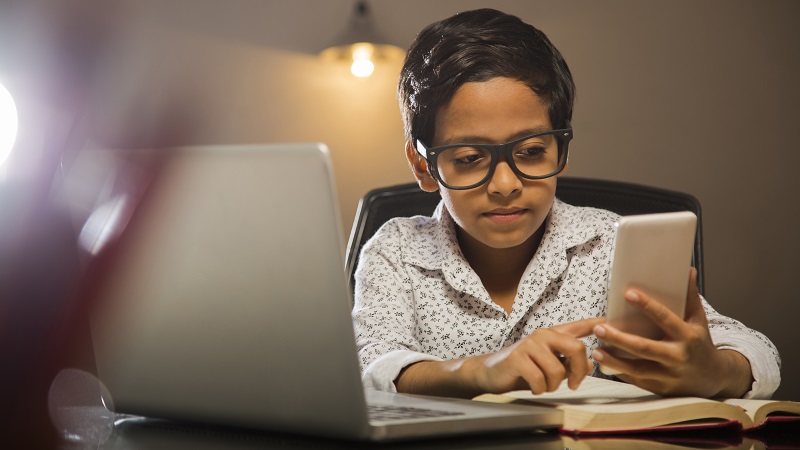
[408,77,560,251]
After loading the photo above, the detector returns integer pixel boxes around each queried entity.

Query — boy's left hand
[591,268,753,398]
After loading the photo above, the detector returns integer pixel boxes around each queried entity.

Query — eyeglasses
[416,128,573,190]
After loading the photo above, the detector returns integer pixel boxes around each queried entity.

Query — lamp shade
[320,1,404,77]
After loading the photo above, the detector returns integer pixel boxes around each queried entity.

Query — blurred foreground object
[0,82,18,166]
[0,0,133,446]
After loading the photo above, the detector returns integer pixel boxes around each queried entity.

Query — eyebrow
[436,125,554,146]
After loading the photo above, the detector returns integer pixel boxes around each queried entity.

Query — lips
[484,208,526,224]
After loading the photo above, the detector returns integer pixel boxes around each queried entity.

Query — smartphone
[600,211,697,375]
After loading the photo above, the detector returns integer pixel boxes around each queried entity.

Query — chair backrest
[346,177,704,297]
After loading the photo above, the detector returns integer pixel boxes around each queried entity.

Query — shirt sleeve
[702,296,781,399]
[351,226,442,392]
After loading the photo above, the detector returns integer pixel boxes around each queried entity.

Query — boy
[352,9,779,400]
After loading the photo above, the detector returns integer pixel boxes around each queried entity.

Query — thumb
[684,267,708,326]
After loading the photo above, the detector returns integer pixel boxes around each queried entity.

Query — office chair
[346,177,704,298]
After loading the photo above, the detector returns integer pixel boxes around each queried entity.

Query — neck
[457,225,545,304]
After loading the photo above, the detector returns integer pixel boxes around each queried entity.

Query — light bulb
[351,58,375,78]
[350,43,375,78]
[0,82,18,166]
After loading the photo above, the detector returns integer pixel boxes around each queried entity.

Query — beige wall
[3,0,798,399]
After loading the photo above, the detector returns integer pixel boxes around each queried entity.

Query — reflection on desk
[98,417,564,450]
[52,404,799,450]
[74,416,793,450]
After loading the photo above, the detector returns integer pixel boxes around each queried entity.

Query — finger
[683,268,708,327]
[563,352,592,390]
[614,373,664,395]
[623,288,688,341]
[592,347,661,380]
[551,336,593,390]
[594,323,679,365]
[552,317,606,338]
[519,330,590,392]
[517,359,548,395]
[530,351,568,392]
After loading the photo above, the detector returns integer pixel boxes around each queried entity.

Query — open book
[560,435,758,450]
[473,376,800,436]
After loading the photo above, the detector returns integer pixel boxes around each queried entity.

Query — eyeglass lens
[435,133,564,188]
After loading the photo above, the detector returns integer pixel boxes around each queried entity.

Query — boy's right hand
[468,317,604,395]
[396,317,603,397]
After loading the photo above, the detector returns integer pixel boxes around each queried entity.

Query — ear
[405,141,439,192]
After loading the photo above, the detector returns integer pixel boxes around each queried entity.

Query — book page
[488,376,660,406]
[474,376,753,432]
[723,398,800,424]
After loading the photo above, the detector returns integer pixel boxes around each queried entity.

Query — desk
[55,408,797,450]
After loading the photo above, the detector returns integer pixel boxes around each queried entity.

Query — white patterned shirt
[352,199,781,399]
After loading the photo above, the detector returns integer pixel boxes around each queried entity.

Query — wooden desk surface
[54,411,796,450]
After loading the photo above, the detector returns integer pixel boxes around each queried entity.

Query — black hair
[398,8,575,146]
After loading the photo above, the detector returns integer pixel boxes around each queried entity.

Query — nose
[486,157,522,197]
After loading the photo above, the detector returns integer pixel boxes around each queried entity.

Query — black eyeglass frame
[415,128,574,190]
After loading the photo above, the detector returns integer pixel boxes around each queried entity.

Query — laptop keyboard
[368,404,465,421]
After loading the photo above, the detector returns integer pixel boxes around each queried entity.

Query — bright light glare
[79,195,129,256]
[351,59,375,78]
[350,43,375,78]
[0,82,18,166]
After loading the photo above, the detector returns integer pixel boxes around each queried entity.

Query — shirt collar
[540,198,608,259]
[401,198,604,276]
[400,201,465,270]
[397,202,476,297]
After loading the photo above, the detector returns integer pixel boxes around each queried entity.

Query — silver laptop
[88,143,561,441]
